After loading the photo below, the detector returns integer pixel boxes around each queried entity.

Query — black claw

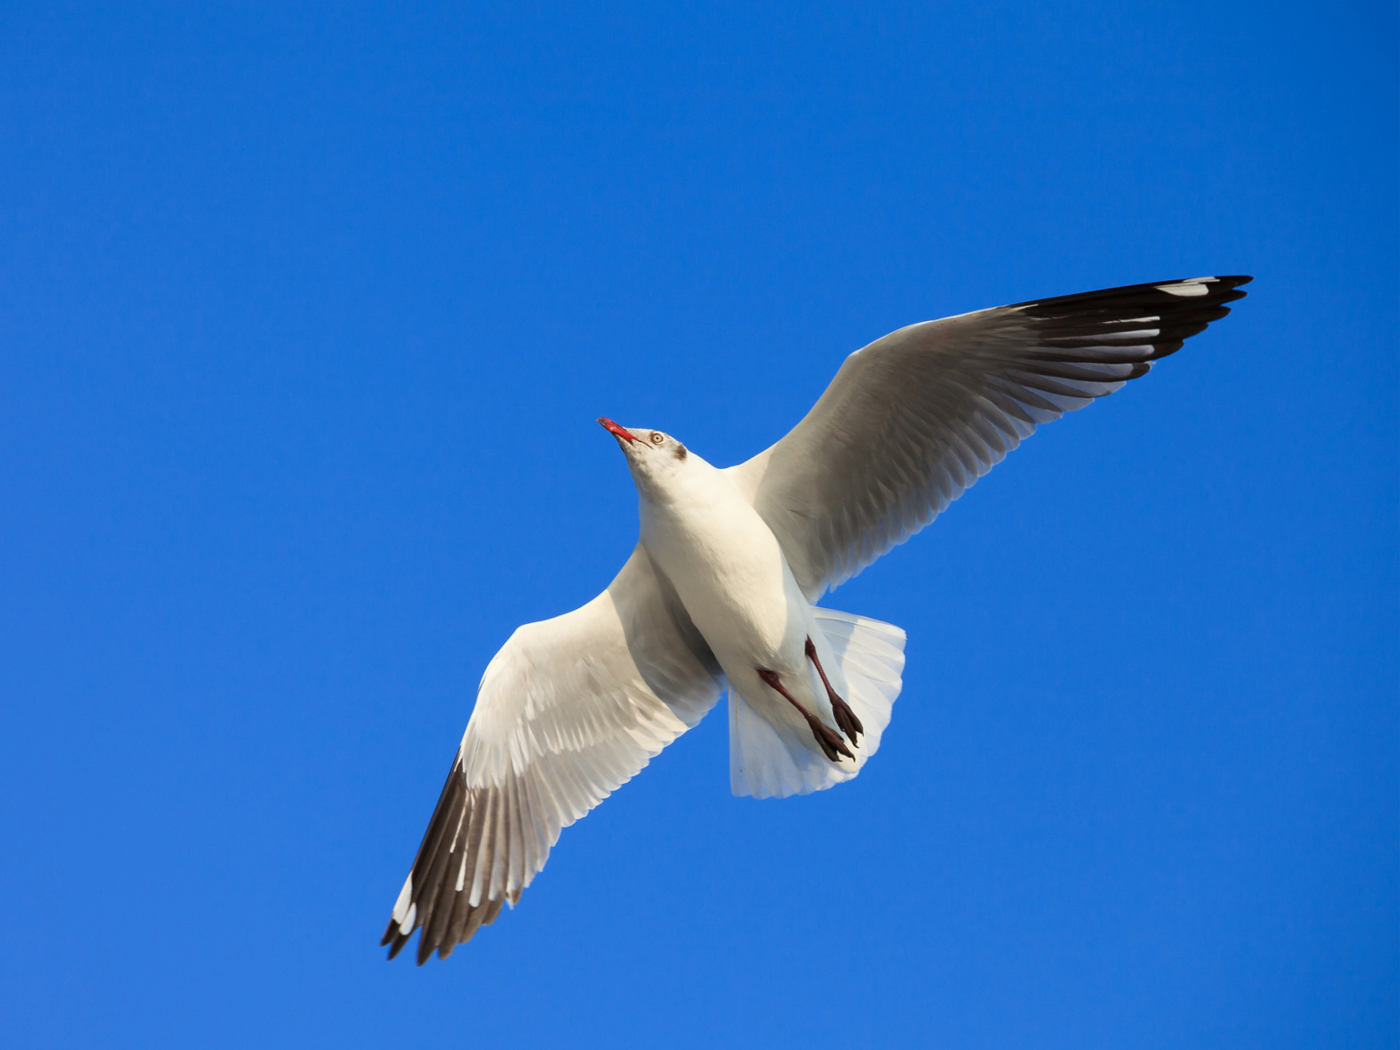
[831,696,864,747]
[811,716,855,762]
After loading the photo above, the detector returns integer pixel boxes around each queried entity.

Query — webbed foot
[756,667,854,762]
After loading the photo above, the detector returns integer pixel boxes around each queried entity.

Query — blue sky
[1,2,1395,1047]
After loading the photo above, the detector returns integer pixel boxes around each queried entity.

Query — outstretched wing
[726,276,1251,599]
[382,546,724,963]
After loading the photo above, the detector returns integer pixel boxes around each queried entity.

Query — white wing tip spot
[1155,278,1217,297]
[391,875,413,923]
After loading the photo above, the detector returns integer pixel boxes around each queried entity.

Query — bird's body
[382,275,1253,963]
[632,444,842,748]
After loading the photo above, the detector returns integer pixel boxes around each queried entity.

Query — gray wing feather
[382,546,723,963]
[727,276,1251,598]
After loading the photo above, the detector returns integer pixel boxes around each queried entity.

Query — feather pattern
[726,276,1252,598]
[381,546,723,963]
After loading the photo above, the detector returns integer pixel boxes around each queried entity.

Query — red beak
[598,417,639,444]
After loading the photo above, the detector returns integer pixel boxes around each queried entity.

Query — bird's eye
[650,432,664,444]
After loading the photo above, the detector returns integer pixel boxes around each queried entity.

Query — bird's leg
[805,637,863,747]
[756,668,854,762]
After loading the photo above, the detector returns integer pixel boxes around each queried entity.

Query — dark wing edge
[1008,275,1252,362]
[379,547,724,965]
[380,756,512,962]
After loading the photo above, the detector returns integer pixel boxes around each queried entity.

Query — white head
[598,417,699,501]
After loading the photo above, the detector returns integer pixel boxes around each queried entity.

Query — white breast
[637,456,806,676]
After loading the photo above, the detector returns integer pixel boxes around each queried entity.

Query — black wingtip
[1014,274,1254,312]
[1011,275,1253,365]
[1214,274,1253,303]
[415,935,435,966]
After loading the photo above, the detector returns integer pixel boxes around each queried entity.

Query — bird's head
[598,418,692,498]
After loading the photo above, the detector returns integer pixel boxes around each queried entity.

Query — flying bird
[382,275,1252,963]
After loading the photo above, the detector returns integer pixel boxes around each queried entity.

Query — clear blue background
[2,2,1395,1047]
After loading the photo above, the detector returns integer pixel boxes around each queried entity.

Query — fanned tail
[729,609,906,799]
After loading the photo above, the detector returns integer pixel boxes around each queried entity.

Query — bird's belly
[640,498,806,675]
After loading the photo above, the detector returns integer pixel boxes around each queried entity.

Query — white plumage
[383,274,1251,963]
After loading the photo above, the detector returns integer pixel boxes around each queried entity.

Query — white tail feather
[729,608,906,799]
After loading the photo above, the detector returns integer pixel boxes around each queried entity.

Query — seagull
[382,275,1252,963]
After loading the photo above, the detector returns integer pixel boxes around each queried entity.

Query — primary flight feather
[382,275,1252,963]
